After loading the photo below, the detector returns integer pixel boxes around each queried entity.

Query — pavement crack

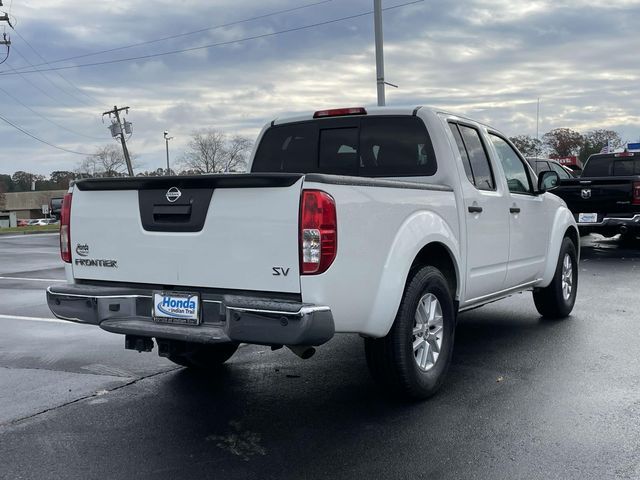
[0,364,140,378]
[0,367,181,428]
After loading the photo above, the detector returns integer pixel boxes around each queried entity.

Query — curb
[0,230,59,236]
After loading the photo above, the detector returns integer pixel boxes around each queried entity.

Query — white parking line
[0,313,71,324]
[0,276,66,283]
[0,233,59,240]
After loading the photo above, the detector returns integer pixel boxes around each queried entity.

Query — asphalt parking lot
[0,233,638,480]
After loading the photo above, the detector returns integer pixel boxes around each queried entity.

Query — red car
[17,219,29,227]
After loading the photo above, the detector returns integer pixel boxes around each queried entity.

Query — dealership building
[0,190,66,222]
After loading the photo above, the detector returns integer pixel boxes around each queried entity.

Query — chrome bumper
[46,284,334,347]
[577,214,640,228]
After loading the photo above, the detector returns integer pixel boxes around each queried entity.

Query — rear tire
[167,343,238,369]
[533,237,578,318]
[364,266,456,400]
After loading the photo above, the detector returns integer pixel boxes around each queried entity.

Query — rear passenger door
[448,122,510,302]
[488,134,550,287]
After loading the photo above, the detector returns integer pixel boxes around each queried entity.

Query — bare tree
[181,129,251,174]
[77,145,135,178]
[181,129,227,174]
[222,135,252,172]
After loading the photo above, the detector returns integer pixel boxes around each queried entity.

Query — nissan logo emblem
[166,187,182,203]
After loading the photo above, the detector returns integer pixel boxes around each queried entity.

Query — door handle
[510,207,521,214]
[468,205,483,213]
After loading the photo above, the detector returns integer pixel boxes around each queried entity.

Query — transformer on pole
[103,105,134,176]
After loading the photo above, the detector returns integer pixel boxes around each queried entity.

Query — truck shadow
[580,233,640,260]
[134,305,573,477]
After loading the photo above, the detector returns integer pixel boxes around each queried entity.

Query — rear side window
[455,124,495,190]
[359,117,437,176]
[253,122,318,173]
[252,116,437,177]
[448,123,474,184]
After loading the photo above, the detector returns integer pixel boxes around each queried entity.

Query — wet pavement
[0,233,638,479]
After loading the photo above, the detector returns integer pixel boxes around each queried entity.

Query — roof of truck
[270,105,498,131]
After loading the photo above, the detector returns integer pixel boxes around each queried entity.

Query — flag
[600,140,610,154]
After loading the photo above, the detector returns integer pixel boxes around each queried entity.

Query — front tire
[364,266,456,400]
[167,342,238,369]
[533,237,578,318]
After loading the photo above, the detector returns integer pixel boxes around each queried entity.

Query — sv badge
[272,267,290,276]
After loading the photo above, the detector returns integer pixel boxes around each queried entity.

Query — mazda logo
[166,187,181,203]
[581,188,591,199]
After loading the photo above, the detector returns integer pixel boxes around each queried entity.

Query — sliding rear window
[252,116,437,177]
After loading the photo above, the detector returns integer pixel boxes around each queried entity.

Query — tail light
[313,107,366,118]
[300,190,337,275]
[633,181,640,206]
[60,192,72,263]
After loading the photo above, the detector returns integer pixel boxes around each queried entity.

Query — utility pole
[536,97,540,157]
[103,105,134,176]
[0,4,11,61]
[374,0,385,106]
[164,130,173,175]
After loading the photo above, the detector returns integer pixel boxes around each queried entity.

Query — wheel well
[410,242,458,298]
[565,226,579,251]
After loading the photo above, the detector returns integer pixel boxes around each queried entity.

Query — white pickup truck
[47,106,579,399]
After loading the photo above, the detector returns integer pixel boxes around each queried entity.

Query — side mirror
[537,170,559,193]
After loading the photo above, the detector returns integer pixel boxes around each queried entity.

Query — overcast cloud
[0,0,639,175]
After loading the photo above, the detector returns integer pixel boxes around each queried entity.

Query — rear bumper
[46,284,334,347]
[577,214,640,233]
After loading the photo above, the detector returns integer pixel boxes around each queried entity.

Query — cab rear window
[582,155,640,177]
[252,116,437,177]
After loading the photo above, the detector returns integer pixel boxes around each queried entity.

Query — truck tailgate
[70,174,303,293]
[556,177,635,214]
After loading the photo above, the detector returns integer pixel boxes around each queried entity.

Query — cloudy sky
[0,0,639,175]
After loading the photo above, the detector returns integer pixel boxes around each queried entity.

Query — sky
[0,0,639,175]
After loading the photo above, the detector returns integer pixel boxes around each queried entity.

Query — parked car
[17,219,29,227]
[526,157,577,178]
[47,106,579,399]
[26,219,41,226]
[546,151,640,240]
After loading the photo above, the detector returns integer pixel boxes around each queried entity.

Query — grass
[0,224,59,234]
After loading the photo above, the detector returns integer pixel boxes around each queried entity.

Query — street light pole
[163,131,173,175]
[374,0,385,106]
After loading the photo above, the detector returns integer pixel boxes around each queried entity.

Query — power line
[2,59,69,105]
[3,58,105,129]
[5,0,334,72]
[11,46,95,108]
[10,29,102,105]
[0,84,104,140]
[0,0,424,76]
[0,111,96,155]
